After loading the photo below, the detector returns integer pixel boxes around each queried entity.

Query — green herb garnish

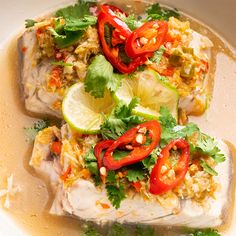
[84,55,123,98]
[105,171,126,209]
[84,148,101,186]
[100,98,144,140]
[50,0,97,48]
[146,3,180,21]
[25,19,37,28]
[24,119,50,141]
[200,160,218,176]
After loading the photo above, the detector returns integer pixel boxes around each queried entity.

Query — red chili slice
[94,140,114,183]
[103,120,161,170]
[100,4,128,17]
[149,138,190,195]
[51,141,62,155]
[125,21,168,58]
[98,6,149,73]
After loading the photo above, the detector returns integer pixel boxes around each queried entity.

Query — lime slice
[62,83,114,134]
[114,69,179,120]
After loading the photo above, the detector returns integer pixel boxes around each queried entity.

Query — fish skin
[18,30,62,118]
[30,126,233,228]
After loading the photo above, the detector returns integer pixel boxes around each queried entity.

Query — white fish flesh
[30,126,233,228]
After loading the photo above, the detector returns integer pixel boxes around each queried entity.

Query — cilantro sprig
[150,45,166,64]
[126,168,145,182]
[24,118,50,141]
[105,171,126,209]
[146,3,180,21]
[119,14,142,31]
[84,55,123,98]
[25,19,37,28]
[84,148,101,186]
[50,0,97,48]
[186,228,221,236]
[158,107,225,175]
[100,98,144,140]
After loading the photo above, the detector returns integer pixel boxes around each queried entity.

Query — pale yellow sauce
[0,2,235,235]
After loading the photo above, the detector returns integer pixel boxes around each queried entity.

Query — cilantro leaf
[126,169,145,182]
[106,184,126,209]
[64,15,97,31]
[136,225,154,236]
[55,0,93,20]
[50,27,83,49]
[106,170,117,184]
[150,45,166,64]
[119,14,142,31]
[100,98,144,140]
[113,150,131,161]
[142,148,160,172]
[25,19,37,28]
[158,107,225,175]
[24,119,50,141]
[83,224,100,236]
[108,223,129,236]
[84,55,123,98]
[159,107,199,147]
[200,160,218,176]
[84,148,101,185]
[194,134,225,163]
[146,3,180,21]
[186,228,221,236]
[51,0,96,48]
[106,171,126,209]
[159,106,177,129]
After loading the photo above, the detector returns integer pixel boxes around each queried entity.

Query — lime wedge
[62,83,114,134]
[114,69,179,120]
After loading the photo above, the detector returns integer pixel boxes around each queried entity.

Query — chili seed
[140,37,148,45]
[125,145,134,150]
[161,165,168,174]
[100,167,107,176]
[120,35,126,40]
[135,134,144,144]
[168,169,176,179]
[138,127,147,134]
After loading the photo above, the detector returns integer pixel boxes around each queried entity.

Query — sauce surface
[0,2,236,235]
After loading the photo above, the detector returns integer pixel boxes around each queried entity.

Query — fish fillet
[18,30,62,118]
[30,126,233,228]
[18,29,212,118]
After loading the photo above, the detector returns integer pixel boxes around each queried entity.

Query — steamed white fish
[30,124,233,228]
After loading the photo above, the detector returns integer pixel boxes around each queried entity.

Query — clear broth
[0,1,236,235]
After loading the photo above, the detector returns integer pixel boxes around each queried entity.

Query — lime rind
[114,69,179,120]
[62,83,114,134]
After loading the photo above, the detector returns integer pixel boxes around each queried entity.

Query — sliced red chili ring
[94,140,114,183]
[100,4,128,17]
[125,21,168,58]
[98,12,148,73]
[98,6,150,73]
[149,138,190,195]
[103,120,161,170]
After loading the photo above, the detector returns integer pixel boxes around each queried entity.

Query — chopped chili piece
[103,120,161,170]
[125,21,168,58]
[51,141,62,155]
[60,165,72,181]
[98,5,149,73]
[131,181,142,192]
[94,140,114,183]
[150,138,190,195]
